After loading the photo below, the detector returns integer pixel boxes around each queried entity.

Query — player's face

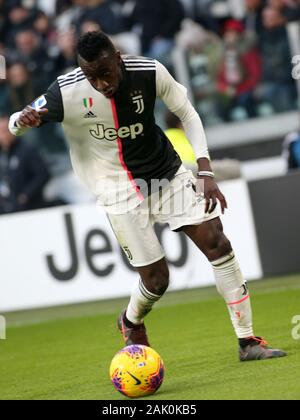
[79,51,122,99]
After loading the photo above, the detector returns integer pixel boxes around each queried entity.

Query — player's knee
[205,232,232,262]
[142,265,170,296]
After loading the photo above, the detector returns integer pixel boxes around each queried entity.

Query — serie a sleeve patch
[31,95,47,111]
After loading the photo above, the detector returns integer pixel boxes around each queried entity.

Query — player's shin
[126,279,162,325]
[126,279,161,325]
[211,252,254,339]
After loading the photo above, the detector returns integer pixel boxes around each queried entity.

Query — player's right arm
[9,80,64,136]
[155,60,227,215]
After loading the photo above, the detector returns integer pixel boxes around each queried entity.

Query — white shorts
[106,166,221,267]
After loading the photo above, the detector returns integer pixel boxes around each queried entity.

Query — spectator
[12,29,56,90]
[263,0,300,29]
[176,19,223,80]
[5,62,39,114]
[244,0,266,42]
[242,0,297,113]
[4,4,38,47]
[259,22,297,112]
[71,0,124,36]
[124,0,184,64]
[176,19,223,90]
[0,114,50,214]
[33,11,55,44]
[175,19,223,125]
[53,29,77,75]
[217,19,262,121]
[187,0,223,33]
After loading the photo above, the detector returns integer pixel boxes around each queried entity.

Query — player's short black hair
[77,31,116,62]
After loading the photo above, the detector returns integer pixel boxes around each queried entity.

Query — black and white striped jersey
[9,56,208,213]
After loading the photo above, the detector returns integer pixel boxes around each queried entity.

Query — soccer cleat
[239,336,287,362]
[117,309,150,347]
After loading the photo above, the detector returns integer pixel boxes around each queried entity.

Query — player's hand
[196,177,228,215]
[17,106,48,128]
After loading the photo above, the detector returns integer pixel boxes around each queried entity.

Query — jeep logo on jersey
[90,123,144,141]
[132,92,144,114]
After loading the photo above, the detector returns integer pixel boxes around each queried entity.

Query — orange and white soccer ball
[109,345,165,398]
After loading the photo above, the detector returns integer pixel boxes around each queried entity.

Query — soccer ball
[109,345,165,398]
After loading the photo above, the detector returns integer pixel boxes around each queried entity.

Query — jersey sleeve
[34,80,64,124]
[155,59,188,113]
[155,60,210,161]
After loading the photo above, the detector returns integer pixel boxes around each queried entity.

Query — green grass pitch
[1,275,300,400]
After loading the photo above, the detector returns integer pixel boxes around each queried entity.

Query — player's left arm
[155,60,227,214]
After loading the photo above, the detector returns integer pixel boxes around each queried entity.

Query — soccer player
[9,31,286,362]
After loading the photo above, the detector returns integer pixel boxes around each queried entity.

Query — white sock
[211,252,254,339]
[126,279,162,325]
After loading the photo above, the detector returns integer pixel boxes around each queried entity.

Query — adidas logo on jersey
[84,111,97,118]
[90,123,144,141]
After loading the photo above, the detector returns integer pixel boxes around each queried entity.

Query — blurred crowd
[0,0,299,214]
[0,0,299,121]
